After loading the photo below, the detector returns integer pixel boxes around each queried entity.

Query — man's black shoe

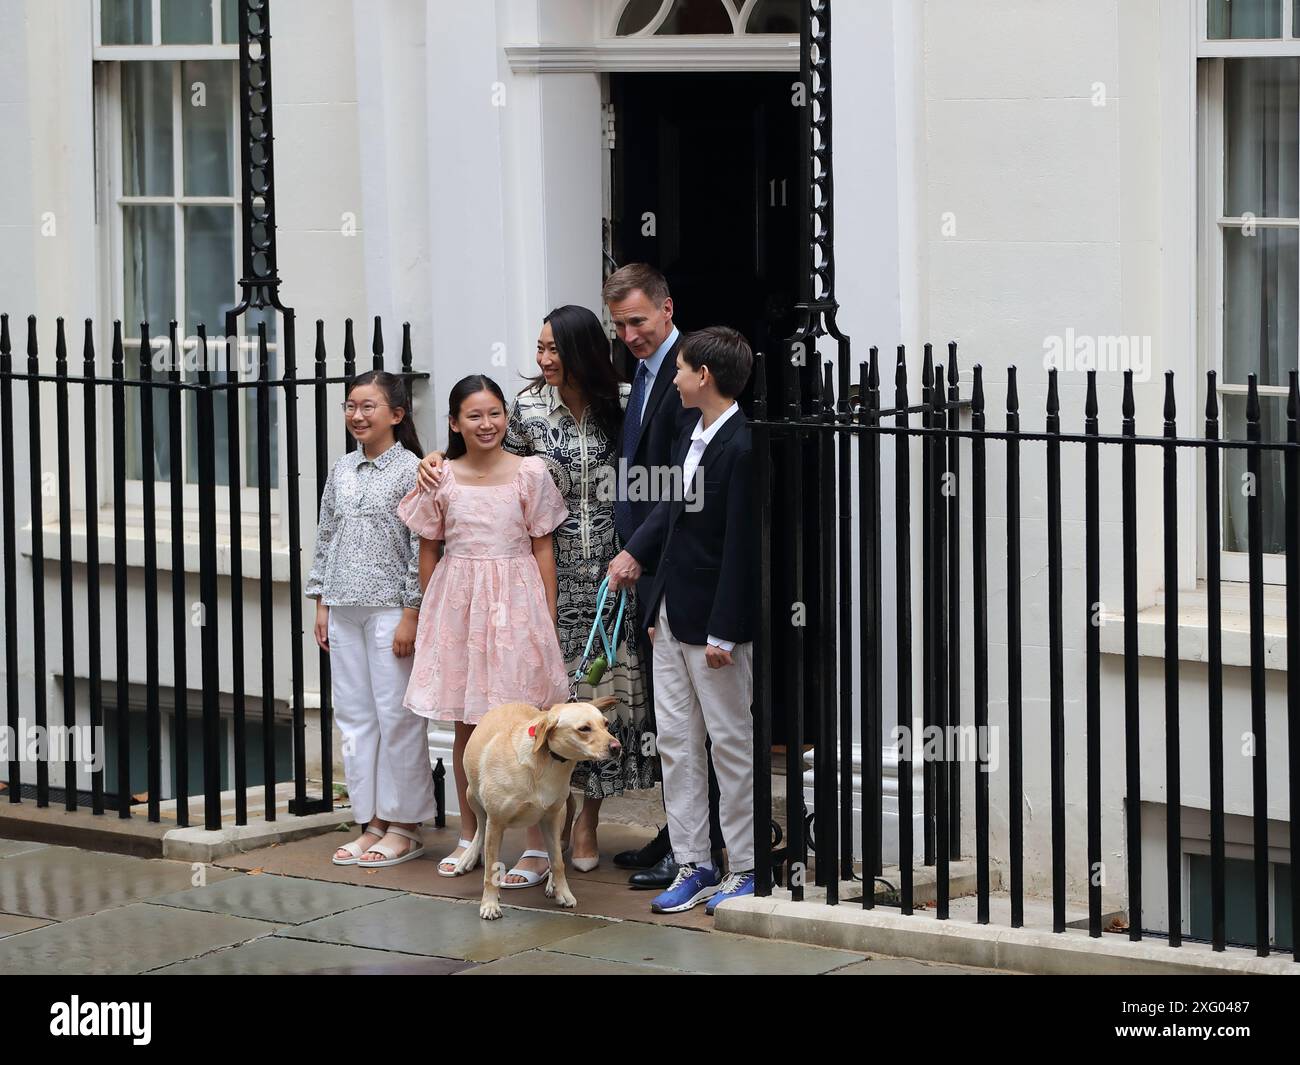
[628,852,678,889]
[614,824,670,869]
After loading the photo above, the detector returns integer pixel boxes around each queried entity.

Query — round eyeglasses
[341,402,391,417]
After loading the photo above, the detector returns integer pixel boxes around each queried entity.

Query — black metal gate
[750,0,1300,959]
[0,1,442,831]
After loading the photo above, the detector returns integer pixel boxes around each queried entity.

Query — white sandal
[332,824,386,866]
[357,826,425,869]
[502,849,551,889]
[438,838,476,877]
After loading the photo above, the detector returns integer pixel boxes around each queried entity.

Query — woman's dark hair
[445,374,507,460]
[525,304,624,446]
[347,370,423,456]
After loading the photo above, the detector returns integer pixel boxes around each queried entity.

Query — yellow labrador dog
[456,698,621,920]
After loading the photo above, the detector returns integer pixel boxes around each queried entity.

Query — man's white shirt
[637,326,679,422]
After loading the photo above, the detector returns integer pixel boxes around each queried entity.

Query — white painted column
[801,0,924,862]
[419,0,603,816]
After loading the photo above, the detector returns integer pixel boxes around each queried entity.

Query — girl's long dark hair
[445,374,507,460]
[525,305,624,446]
[348,370,423,456]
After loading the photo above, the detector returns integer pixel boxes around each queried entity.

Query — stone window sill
[18,512,292,583]
[1099,582,1287,672]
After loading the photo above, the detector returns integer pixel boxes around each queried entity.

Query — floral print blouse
[305,441,423,610]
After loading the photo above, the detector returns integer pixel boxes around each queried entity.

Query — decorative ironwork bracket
[783,0,849,416]
[234,0,290,315]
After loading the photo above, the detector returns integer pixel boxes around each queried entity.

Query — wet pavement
[0,826,1011,975]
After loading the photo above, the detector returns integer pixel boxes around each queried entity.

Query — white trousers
[328,605,437,825]
[653,597,755,870]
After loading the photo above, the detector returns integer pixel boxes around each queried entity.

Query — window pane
[1208,0,1282,39]
[101,704,154,796]
[123,204,175,339]
[617,0,663,35]
[244,304,278,346]
[181,333,232,488]
[245,344,280,489]
[1224,59,1298,218]
[1223,226,1297,387]
[161,0,214,44]
[1189,854,1265,946]
[122,343,175,481]
[654,0,733,34]
[102,0,152,44]
[746,0,801,34]
[1277,863,1293,951]
[182,61,233,196]
[222,0,239,43]
[121,63,174,197]
[1223,394,1288,555]
[182,204,235,489]
[183,386,232,486]
[184,205,235,336]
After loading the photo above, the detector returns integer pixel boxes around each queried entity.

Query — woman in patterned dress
[418,305,654,883]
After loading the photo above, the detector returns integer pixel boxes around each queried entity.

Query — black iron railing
[0,312,432,830]
[751,342,1300,958]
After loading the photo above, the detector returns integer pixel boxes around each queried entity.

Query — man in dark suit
[609,326,756,914]
[604,264,725,888]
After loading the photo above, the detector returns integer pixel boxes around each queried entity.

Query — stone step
[0,781,346,860]
[772,867,1126,933]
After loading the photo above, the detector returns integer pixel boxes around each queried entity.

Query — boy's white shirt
[681,401,740,653]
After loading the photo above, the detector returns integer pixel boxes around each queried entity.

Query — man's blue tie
[614,360,650,544]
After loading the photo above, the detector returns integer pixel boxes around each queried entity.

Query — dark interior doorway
[609,72,800,388]
[610,72,816,750]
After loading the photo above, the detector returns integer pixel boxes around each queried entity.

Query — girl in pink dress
[397,374,571,877]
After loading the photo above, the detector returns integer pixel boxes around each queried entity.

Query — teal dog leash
[570,576,627,700]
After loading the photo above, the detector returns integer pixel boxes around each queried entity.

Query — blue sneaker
[649,863,721,913]
[705,870,756,915]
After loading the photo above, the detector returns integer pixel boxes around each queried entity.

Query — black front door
[610,72,801,388]
[610,72,816,749]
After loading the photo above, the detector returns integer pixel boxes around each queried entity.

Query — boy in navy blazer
[609,326,757,914]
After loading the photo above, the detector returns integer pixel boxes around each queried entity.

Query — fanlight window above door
[614,0,800,36]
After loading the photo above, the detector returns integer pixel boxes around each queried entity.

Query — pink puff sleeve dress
[397,455,572,723]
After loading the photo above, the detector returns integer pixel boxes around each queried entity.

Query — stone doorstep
[0,783,350,861]
[715,895,1298,975]
[841,864,1127,930]
[852,860,1004,909]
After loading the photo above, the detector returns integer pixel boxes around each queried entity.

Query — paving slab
[461,948,681,975]
[278,893,609,962]
[829,956,1011,975]
[148,872,402,925]
[0,902,277,975]
[0,845,242,920]
[547,922,863,975]
[216,829,713,929]
[0,912,50,938]
[150,935,473,975]
[0,838,48,859]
